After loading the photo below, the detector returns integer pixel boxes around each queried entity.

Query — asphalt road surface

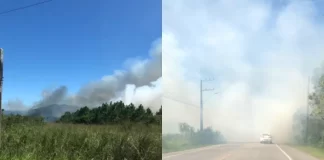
[162,143,319,160]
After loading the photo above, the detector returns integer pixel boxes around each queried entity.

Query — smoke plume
[63,39,162,108]
[5,39,162,115]
[162,0,324,143]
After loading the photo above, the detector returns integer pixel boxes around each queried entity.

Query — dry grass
[291,145,324,160]
[0,122,161,160]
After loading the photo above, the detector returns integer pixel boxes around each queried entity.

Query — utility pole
[305,76,310,144]
[200,78,214,131]
[0,49,3,148]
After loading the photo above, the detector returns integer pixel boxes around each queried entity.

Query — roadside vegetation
[291,64,324,159]
[162,122,225,153]
[290,145,324,160]
[0,101,162,160]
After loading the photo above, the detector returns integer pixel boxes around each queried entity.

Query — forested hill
[57,101,162,125]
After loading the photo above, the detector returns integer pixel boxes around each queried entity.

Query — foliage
[309,75,324,119]
[292,145,324,159]
[2,114,45,127]
[0,101,162,159]
[0,114,161,160]
[293,72,324,147]
[58,101,162,125]
[162,122,225,153]
[292,111,324,147]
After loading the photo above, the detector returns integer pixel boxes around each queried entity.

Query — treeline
[162,122,225,153]
[293,113,324,147]
[1,114,45,128]
[58,101,162,125]
[293,64,324,147]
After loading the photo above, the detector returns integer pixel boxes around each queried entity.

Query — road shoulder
[162,144,222,158]
[162,144,211,154]
[289,145,324,160]
[279,144,321,160]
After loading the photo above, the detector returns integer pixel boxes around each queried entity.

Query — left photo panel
[0,0,161,159]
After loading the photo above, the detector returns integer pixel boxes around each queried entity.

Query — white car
[260,133,272,144]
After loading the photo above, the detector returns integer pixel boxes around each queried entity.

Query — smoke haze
[162,0,324,143]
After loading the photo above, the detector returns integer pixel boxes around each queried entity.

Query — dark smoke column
[0,48,3,147]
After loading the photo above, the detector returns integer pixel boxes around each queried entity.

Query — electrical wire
[162,95,200,109]
[0,0,53,16]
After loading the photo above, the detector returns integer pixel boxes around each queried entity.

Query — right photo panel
[162,0,324,160]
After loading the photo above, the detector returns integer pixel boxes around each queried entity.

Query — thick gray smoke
[33,86,68,108]
[4,39,162,116]
[162,0,324,143]
[64,39,162,107]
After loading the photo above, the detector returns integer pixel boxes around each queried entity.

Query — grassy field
[162,123,225,153]
[291,145,324,160]
[162,135,208,153]
[0,122,161,160]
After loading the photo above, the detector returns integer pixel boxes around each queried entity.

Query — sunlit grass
[0,122,161,160]
[291,145,324,160]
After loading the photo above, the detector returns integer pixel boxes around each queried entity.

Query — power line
[202,84,231,106]
[163,94,218,111]
[162,96,199,109]
[0,0,53,16]
[203,92,219,104]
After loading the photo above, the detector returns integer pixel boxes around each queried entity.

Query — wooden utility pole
[0,48,3,148]
[305,76,310,144]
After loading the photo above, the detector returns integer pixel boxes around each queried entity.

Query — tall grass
[0,117,161,160]
[162,123,225,153]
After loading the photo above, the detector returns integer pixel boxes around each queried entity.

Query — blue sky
[0,0,161,106]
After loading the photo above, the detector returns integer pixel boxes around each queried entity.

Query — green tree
[57,101,162,125]
[309,75,324,119]
[304,64,324,146]
[156,106,162,116]
[133,104,145,122]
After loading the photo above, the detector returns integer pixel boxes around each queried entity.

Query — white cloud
[162,0,324,142]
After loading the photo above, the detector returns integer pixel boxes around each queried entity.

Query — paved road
[162,143,319,160]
